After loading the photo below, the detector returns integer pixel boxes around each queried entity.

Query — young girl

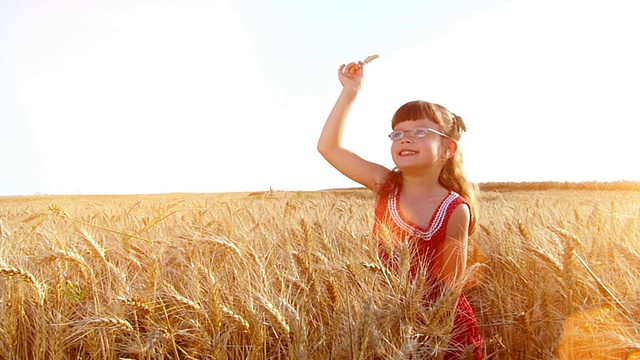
[317,59,483,359]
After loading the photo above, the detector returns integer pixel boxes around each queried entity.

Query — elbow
[317,137,341,159]
[317,141,330,157]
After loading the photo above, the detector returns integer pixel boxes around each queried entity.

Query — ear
[445,140,458,158]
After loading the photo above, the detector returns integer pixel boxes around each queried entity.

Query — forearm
[317,88,359,155]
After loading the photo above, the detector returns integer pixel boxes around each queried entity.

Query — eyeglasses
[388,127,452,141]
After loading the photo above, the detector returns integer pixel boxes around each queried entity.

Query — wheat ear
[0,266,44,301]
[255,293,290,337]
[87,317,134,332]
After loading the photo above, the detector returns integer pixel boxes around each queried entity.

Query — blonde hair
[379,100,478,234]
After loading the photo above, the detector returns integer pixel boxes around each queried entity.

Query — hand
[338,61,364,92]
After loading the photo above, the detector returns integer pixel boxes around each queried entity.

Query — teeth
[400,150,417,155]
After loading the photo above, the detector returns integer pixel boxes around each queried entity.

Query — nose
[400,135,413,144]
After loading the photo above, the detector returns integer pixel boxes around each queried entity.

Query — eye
[411,128,429,138]
[388,131,404,141]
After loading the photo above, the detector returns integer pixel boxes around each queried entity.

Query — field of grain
[1,188,639,359]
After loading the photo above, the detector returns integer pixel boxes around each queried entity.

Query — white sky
[1,0,639,195]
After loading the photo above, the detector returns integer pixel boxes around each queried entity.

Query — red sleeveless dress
[373,185,483,359]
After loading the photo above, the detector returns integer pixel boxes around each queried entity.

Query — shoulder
[445,194,471,237]
[374,180,395,214]
[374,172,399,200]
[448,203,471,228]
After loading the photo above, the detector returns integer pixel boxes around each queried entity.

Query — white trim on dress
[388,188,459,241]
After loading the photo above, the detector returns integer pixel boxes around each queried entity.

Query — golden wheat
[87,317,134,332]
[0,189,638,359]
[219,303,250,333]
[77,227,107,263]
[255,293,291,337]
[117,296,152,316]
[363,54,379,64]
[0,266,44,301]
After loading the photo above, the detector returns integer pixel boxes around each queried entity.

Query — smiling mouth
[399,150,418,156]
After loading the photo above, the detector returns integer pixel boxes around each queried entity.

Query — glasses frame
[388,127,453,142]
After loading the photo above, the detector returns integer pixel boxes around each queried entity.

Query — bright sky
[1,0,639,195]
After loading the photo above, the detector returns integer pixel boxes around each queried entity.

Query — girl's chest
[396,197,442,229]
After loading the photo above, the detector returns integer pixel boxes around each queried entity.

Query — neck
[400,168,447,197]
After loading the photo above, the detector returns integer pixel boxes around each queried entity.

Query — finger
[345,62,356,73]
[346,62,361,75]
[338,64,346,73]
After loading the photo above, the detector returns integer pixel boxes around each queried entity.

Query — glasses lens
[389,131,403,141]
[411,128,429,138]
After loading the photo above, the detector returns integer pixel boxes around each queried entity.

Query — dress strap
[427,192,461,239]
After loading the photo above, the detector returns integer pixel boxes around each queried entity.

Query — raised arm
[317,61,389,191]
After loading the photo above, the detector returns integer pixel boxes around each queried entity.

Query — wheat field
[0,188,639,359]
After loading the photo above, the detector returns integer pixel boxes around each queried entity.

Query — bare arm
[317,62,389,191]
[434,204,471,288]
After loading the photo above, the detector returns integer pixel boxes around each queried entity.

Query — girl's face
[390,118,451,173]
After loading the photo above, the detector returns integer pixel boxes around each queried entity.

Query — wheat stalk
[615,242,640,266]
[2,187,640,358]
[77,227,107,264]
[353,296,373,360]
[0,266,45,301]
[48,204,70,218]
[291,250,321,300]
[525,244,562,276]
[572,251,630,314]
[363,54,379,64]
[118,296,152,316]
[166,292,203,312]
[220,303,250,333]
[196,235,242,256]
[87,317,134,332]
[553,226,578,315]
[255,293,291,337]
[37,249,90,280]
